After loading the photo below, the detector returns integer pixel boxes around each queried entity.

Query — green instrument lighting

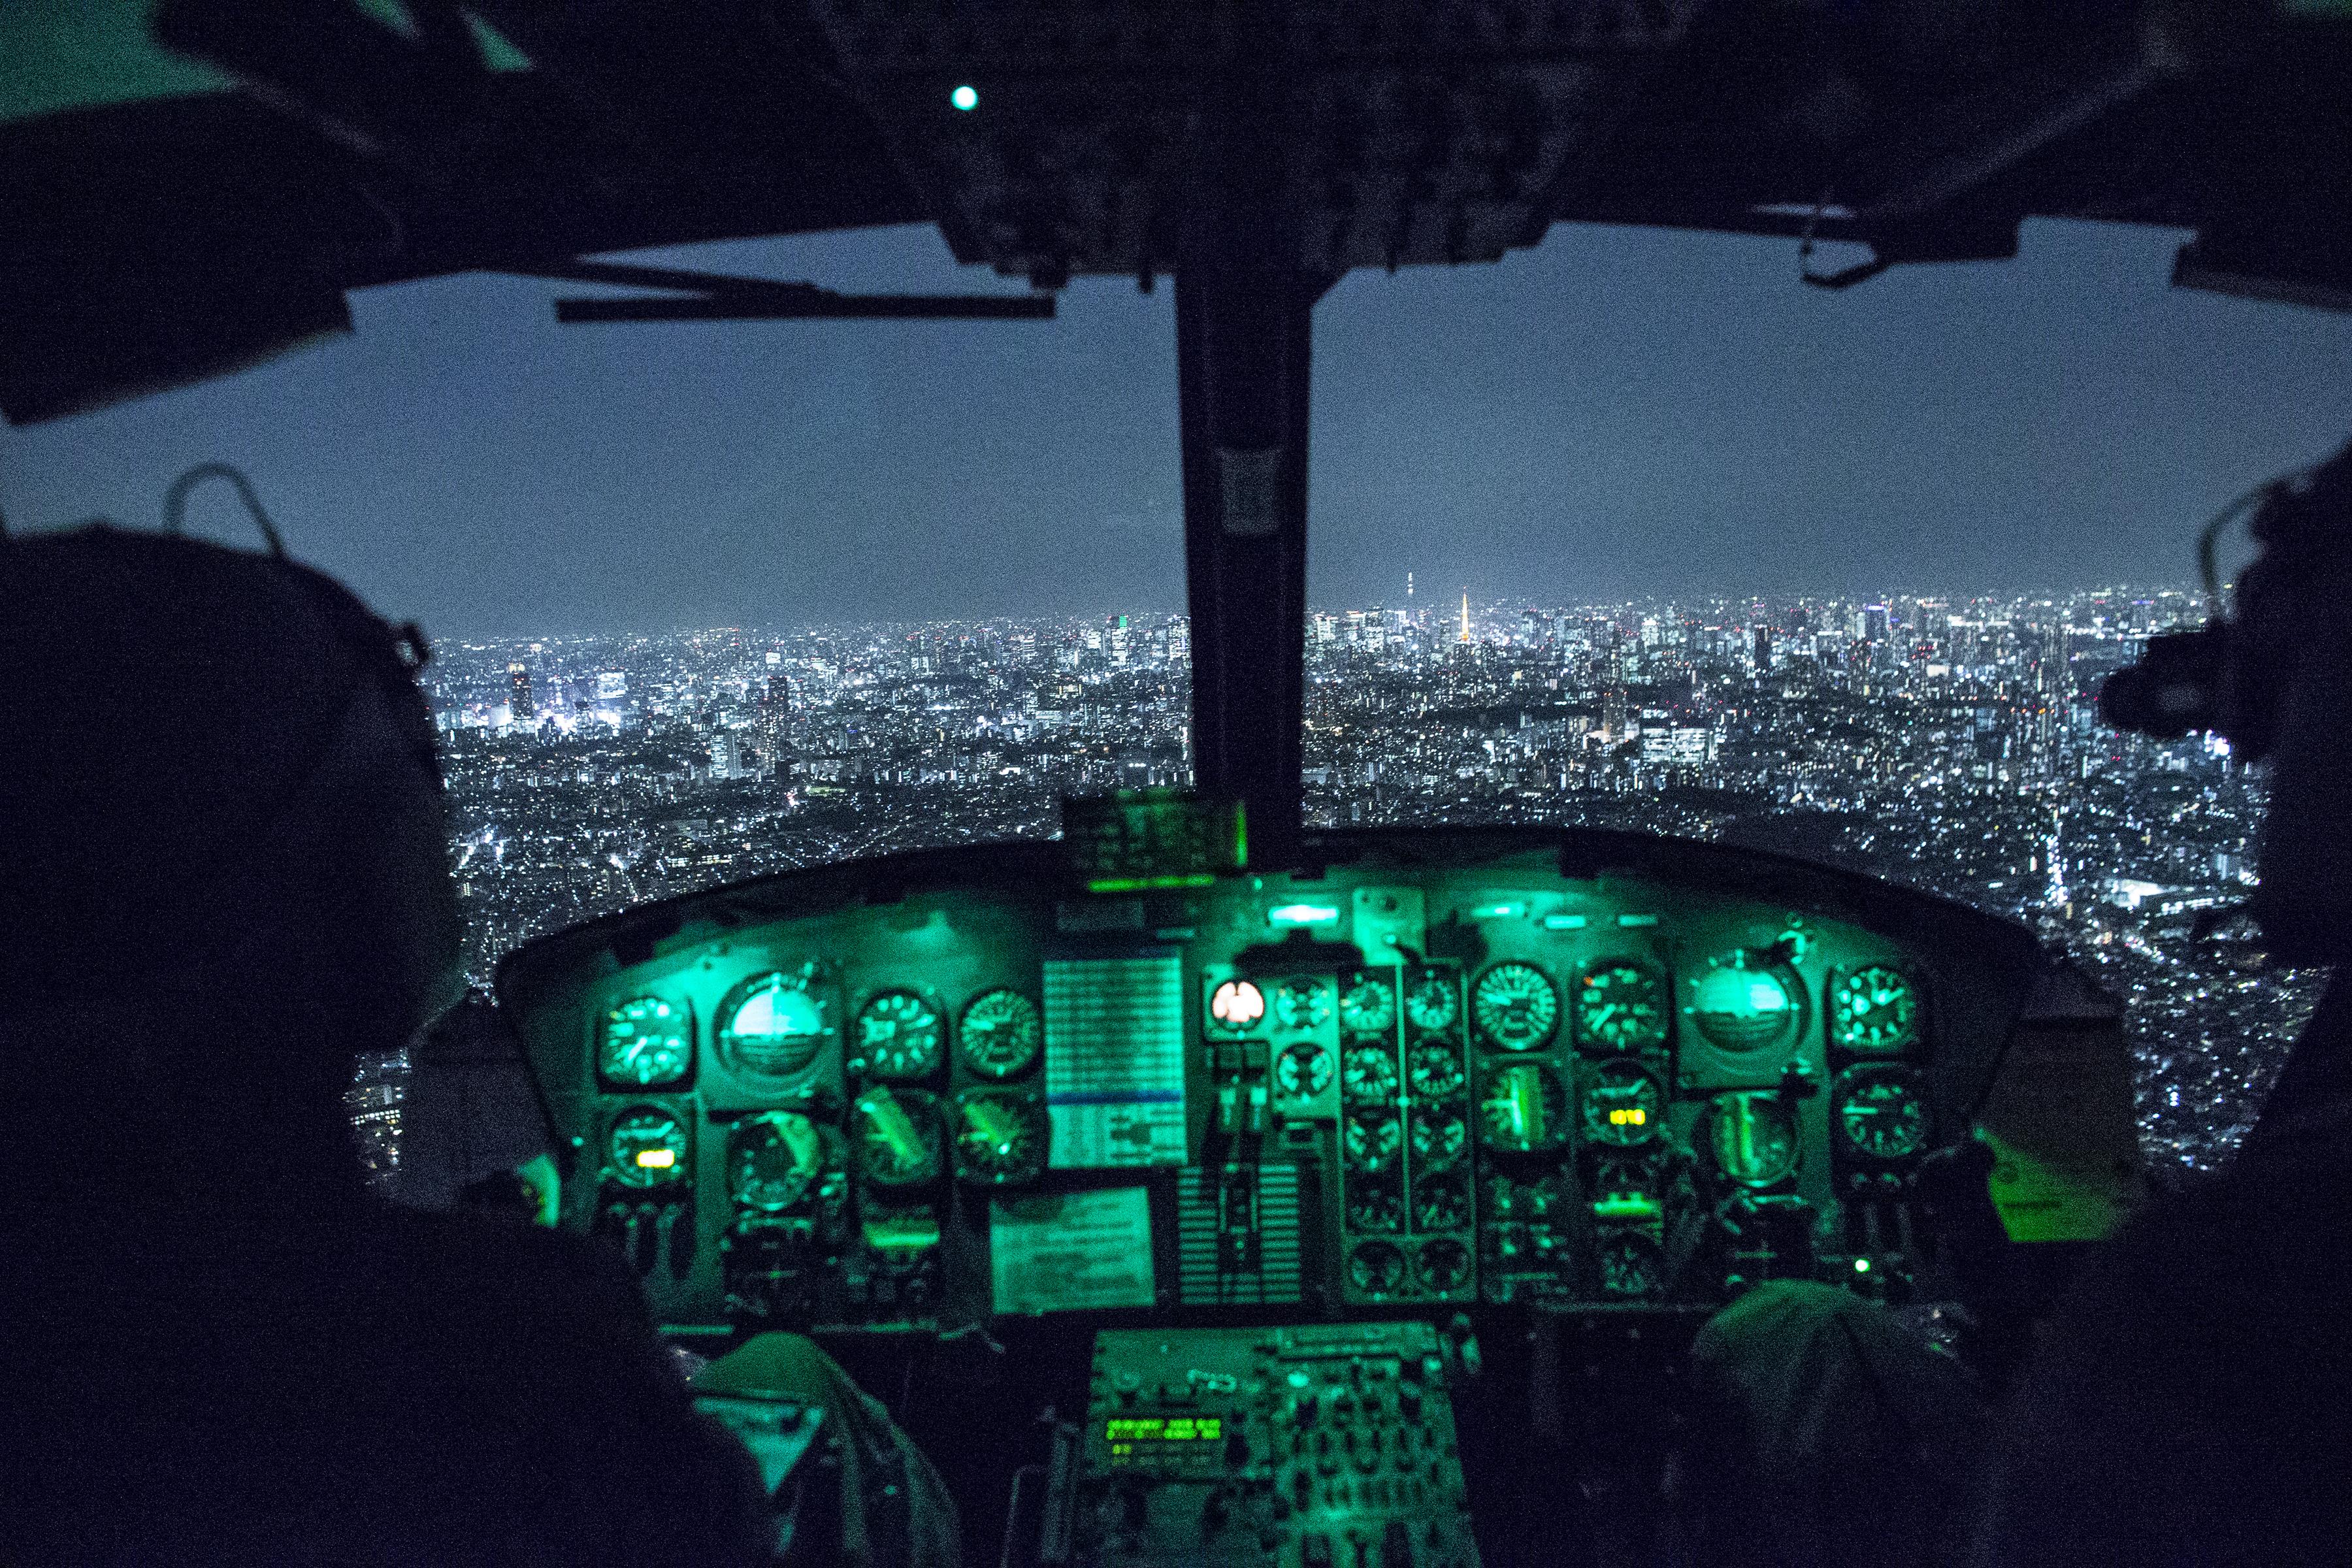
[1746,979,1790,1012]
[1617,913,1659,927]
[1543,913,1589,930]
[1268,902,1341,926]
[1086,874,1217,892]
[1471,901,1526,920]
[951,84,979,111]
[1854,1256,1872,1273]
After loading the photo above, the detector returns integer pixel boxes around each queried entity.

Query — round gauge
[599,997,693,1088]
[1347,1181,1403,1232]
[1707,1092,1801,1187]
[1833,1064,1931,1160]
[1690,954,1800,1054]
[1416,1237,1472,1293]
[1405,973,1460,1035]
[958,988,1042,1079]
[1597,1232,1663,1298]
[1478,1062,1567,1153]
[1414,1176,1469,1232]
[1341,1045,1400,1103]
[1410,1108,1469,1171]
[952,1090,1047,1185]
[851,1086,945,1187]
[718,972,830,1079]
[1275,1043,1334,1098]
[1407,1042,1467,1100]
[1348,1240,1407,1296]
[1339,976,1397,1037]
[1209,979,1266,1032]
[855,990,943,1081]
[1575,961,1671,1052]
[1343,1111,1404,1173]
[728,1110,826,1211]
[1829,966,1920,1051]
[608,1106,689,1187]
[1472,962,1560,1051]
[1581,1060,1667,1149]
[1273,977,1331,1031]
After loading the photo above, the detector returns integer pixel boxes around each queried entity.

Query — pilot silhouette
[0,525,950,1567]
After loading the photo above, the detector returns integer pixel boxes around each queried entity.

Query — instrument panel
[498,828,2040,1335]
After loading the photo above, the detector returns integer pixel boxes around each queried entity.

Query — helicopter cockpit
[8,3,2349,1565]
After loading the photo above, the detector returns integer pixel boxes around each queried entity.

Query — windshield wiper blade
[512,258,1054,322]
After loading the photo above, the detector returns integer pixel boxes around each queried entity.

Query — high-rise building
[1754,625,1774,672]
[759,674,793,785]
[1459,589,1471,644]
[507,662,534,721]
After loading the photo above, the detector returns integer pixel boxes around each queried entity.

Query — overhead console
[497,819,2044,1338]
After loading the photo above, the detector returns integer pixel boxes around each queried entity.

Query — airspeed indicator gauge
[855,990,943,1081]
[958,988,1042,1079]
[599,997,693,1088]
[1829,966,1920,1052]
[1472,962,1560,1051]
[1575,961,1669,1053]
[1833,1064,1931,1160]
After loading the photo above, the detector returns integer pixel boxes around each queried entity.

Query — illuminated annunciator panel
[1072,1322,1480,1568]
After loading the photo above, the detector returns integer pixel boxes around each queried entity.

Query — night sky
[4,217,2346,636]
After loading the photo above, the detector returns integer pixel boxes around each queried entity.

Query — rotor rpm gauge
[855,990,943,1081]
[1574,961,1670,1052]
[717,970,832,1081]
[1478,1062,1568,1154]
[1472,962,1560,1051]
[1581,1060,1667,1148]
[1829,966,1921,1052]
[599,997,693,1088]
[1341,1045,1400,1103]
[957,988,1042,1079]
[1416,1238,1472,1293]
[608,1106,689,1187]
[951,1090,1047,1186]
[1690,953,1801,1054]
[728,1109,826,1212]
[1275,1043,1334,1098]
[1407,1042,1467,1100]
[1832,1064,1931,1160]
[1343,1111,1405,1173]
[851,1086,945,1188]
[1405,972,1461,1035]
[1707,1092,1801,1187]
[1273,977,1331,1031]
[1348,1240,1407,1296]
[1339,976,1397,1037]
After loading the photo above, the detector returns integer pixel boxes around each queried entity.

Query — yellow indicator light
[1609,1107,1646,1126]
[634,1148,677,1169]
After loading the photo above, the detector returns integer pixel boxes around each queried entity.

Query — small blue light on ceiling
[951,84,979,112]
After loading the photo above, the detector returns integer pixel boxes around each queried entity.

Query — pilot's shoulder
[374,1204,660,1345]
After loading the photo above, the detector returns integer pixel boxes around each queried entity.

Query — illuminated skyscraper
[759,674,792,785]
[1459,589,1471,644]
[507,662,534,721]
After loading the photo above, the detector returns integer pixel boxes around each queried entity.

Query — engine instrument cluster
[500,827,2036,1335]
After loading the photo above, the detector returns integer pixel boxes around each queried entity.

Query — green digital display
[1105,1416,1223,1445]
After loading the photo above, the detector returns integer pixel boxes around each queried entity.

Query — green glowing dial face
[1708,1092,1800,1187]
[599,997,692,1087]
[1833,1065,1931,1160]
[1347,1180,1403,1233]
[719,972,830,1079]
[1341,1044,1400,1103]
[1339,977,1397,1037]
[1416,1237,1471,1293]
[1829,966,1920,1051]
[728,1109,825,1212]
[1575,962,1670,1052]
[1273,977,1331,1031]
[952,1090,1047,1185]
[1597,1232,1663,1298]
[1407,1041,1467,1100]
[1405,973,1461,1035]
[851,1086,945,1186]
[1344,1111,1405,1173]
[1275,1043,1333,1098]
[1410,1107,1469,1171]
[856,990,942,1081]
[1472,962,1560,1051]
[1581,1060,1666,1149]
[1348,1240,1407,1295]
[958,988,1042,1079]
[609,1106,689,1188]
[1478,1062,1567,1153]
[1690,955,1799,1054]
[1415,1176,1469,1232]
